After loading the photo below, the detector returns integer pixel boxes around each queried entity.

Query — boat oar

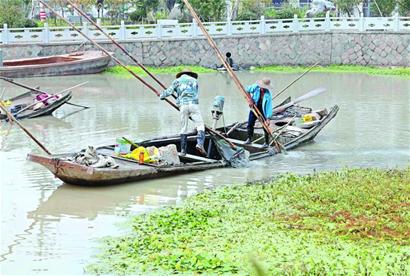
[271,61,319,101]
[272,87,326,114]
[57,107,88,120]
[0,102,52,155]
[66,0,167,90]
[181,0,282,153]
[252,123,288,143]
[0,88,5,100]
[269,115,297,149]
[226,122,241,137]
[65,102,90,109]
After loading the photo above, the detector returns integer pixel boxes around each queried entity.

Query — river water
[0,72,409,275]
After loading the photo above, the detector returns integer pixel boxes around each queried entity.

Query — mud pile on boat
[69,146,118,169]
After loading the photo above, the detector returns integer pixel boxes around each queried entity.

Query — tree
[177,0,226,21]
[398,0,410,15]
[334,0,361,16]
[0,0,26,27]
[371,0,396,16]
[129,0,160,23]
[166,0,176,10]
[236,0,271,20]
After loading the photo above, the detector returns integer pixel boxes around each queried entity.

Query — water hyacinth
[105,65,410,78]
[87,167,410,275]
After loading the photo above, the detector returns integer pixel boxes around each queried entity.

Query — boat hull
[27,154,226,186]
[27,105,339,186]
[0,51,111,78]
[0,91,72,121]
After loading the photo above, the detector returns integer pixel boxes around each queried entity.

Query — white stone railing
[1,15,409,44]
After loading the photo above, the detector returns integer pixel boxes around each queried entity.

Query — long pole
[66,0,167,90]
[38,1,162,97]
[181,0,276,145]
[39,0,238,150]
[0,88,5,100]
[271,61,319,101]
[0,77,90,109]
[0,102,52,155]
[0,77,87,96]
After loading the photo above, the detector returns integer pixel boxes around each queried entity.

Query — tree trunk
[166,0,176,11]
[231,0,240,20]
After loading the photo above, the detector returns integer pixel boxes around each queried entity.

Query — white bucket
[114,138,131,155]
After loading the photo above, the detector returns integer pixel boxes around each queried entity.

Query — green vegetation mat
[104,65,216,77]
[254,65,410,78]
[105,65,410,78]
[87,167,410,275]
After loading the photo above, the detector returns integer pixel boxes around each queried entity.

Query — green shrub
[23,19,38,28]
[275,4,307,19]
[129,10,144,23]
[154,10,169,20]
[236,10,259,20]
[0,0,26,28]
[264,7,277,19]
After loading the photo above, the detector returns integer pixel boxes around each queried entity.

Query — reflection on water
[0,72,409,274]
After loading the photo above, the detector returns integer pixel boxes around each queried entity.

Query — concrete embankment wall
[1,32,409,67]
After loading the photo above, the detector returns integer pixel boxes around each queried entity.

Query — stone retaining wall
[1,32,409,67]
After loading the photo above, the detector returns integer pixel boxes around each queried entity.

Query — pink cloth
[35,93,60,106]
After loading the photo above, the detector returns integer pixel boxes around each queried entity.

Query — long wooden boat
[0,51,111,78]
[27,103,339,186]
[0,90,72,120]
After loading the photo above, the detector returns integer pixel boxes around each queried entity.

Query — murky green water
[0,72,409,274]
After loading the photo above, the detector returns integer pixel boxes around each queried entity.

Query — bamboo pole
[38,0,164,99]
[271,61,319,101]
[181,0,281,151]
[0,78,90,110]
[0,102,52,155]
[39,0,239,150]
[0,77,88,96]
[66,0,167,90]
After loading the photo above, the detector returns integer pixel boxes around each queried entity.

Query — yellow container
[303,114,316,122]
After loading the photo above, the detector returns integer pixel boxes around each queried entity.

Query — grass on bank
[86,167,410,275]
[104,65,216,78]
[105,64,410,78]
[254,65,410,77]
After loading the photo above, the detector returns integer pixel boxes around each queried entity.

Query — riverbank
[105,65,410,78]
[86,167,410,275]
[104,65,216,77]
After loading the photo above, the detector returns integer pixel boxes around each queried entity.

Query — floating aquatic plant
[87,167,410,275]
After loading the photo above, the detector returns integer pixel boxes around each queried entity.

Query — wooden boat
[0,90,72,120]
[27,103,339,186]
[215,64,241,71]
[0,51,111,78]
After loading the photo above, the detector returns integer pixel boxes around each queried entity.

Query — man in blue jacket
[160,68,207,156]
[244,78,273,147]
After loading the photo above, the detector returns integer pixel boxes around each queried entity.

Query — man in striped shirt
[160,68,207,156]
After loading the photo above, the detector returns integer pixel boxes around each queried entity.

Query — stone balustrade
[1,15,409,45]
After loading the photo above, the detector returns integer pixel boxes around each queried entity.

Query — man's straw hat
[257,77,273,90]
[176,68,198,79]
